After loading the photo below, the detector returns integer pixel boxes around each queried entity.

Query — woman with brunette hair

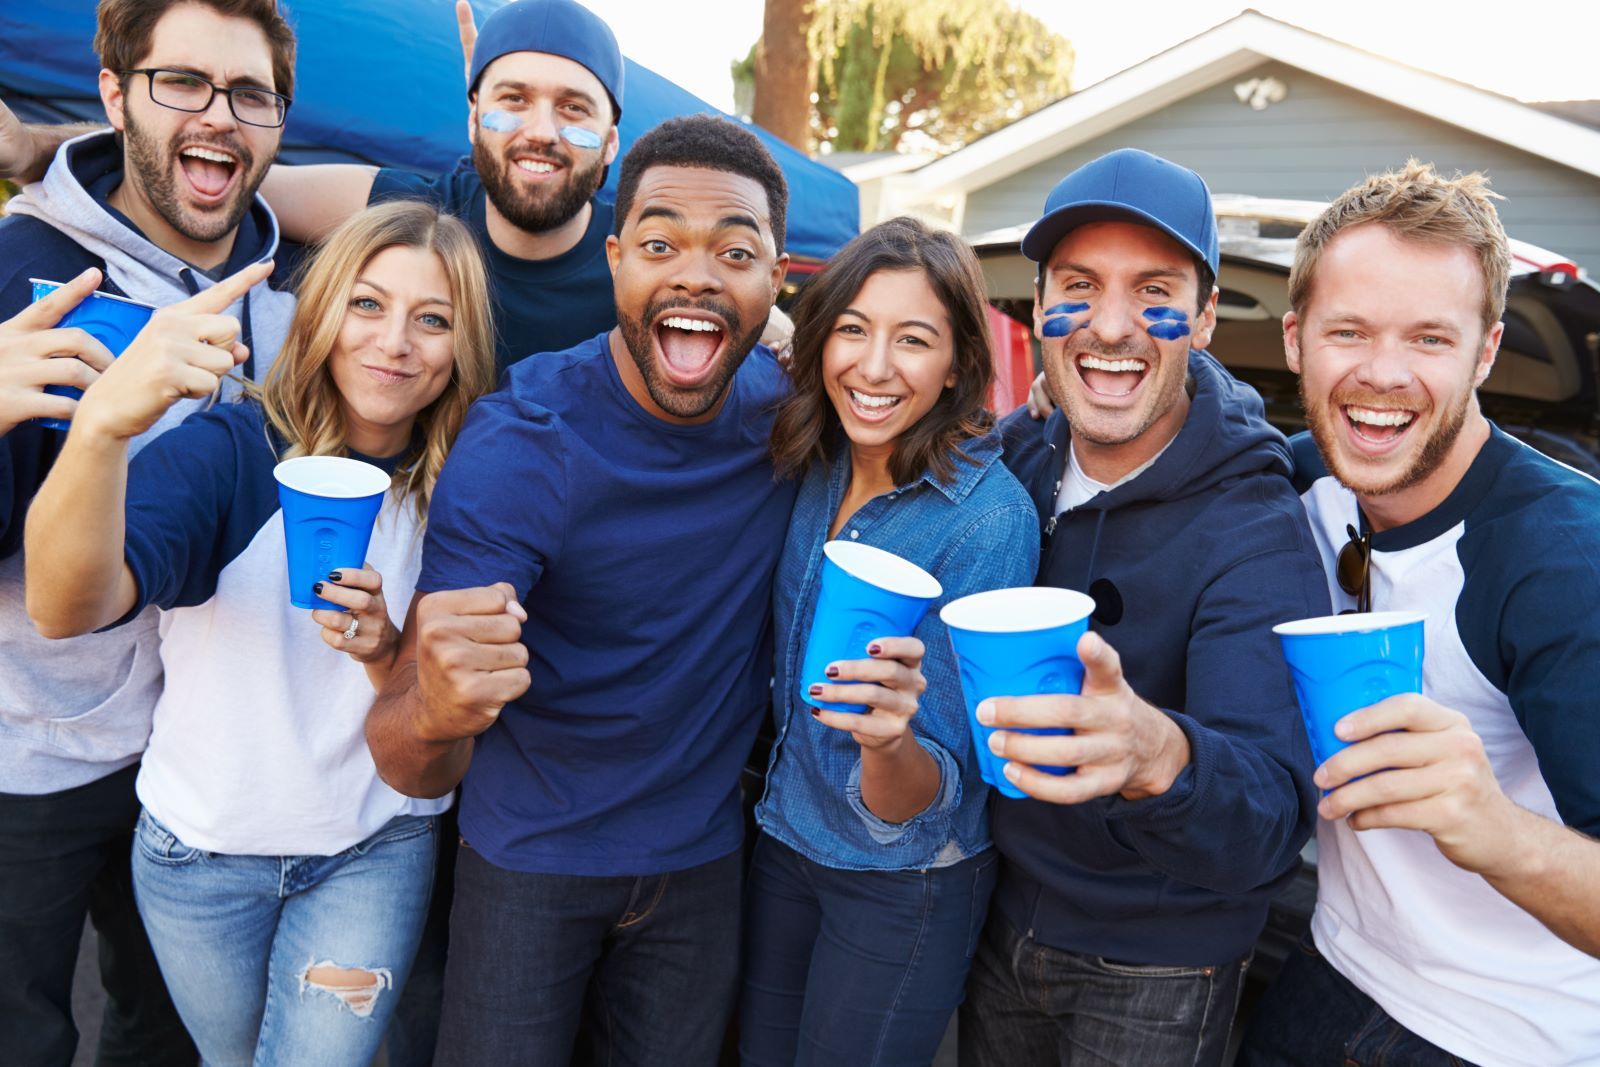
[742,217,1039,1064]
[24,200,494,1065]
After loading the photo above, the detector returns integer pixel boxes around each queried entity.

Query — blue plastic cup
[29,279,156,431]
[1273,611,1427,770]
[800,541,943,714]
[941,587,1098,799]
[272,457,392,610]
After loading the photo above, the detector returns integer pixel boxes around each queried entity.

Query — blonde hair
[1290,159,1512,331]
[255,200,496,524]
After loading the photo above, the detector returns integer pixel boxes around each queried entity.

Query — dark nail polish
[312,582,324,595]
[327,571,343,582]
[825,665,839,678]
[809,707,821,717]
[808,684,823,696]
[867,643,881,655]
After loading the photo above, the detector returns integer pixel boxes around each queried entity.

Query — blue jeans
[960,909,1248,1067]
[739,833,995,1066]
[0,765,194,1067]
[131,810,435,1067]
[435,841,743,1066]
[1237,930,1479,1066]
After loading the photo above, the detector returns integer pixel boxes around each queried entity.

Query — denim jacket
[756,431,1039,871]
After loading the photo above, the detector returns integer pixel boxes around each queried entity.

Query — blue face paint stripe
[479,110,522,133]
[1042,300,1090,337]
[1142,306,1191,341]
[558,125,603,150]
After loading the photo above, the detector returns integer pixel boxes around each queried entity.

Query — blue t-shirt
[418,333,798,876]
[757,432,1039,871]
[369,163,617,373]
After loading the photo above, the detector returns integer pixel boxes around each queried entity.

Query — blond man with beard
[1239,162,1600,1067]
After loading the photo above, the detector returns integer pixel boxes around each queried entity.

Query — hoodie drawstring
[177,265,256,391]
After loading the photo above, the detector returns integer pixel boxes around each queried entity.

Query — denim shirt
[756,431,1040,871]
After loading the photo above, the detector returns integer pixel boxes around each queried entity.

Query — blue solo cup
[30,279,156,431]
[800,541,943,714]
[941,587,1098,799]
[1273,611,1426,770]
[272,457,392,610]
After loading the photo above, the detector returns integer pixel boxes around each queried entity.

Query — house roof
[894,9,1600,199]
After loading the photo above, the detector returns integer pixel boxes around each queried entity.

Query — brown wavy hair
[769,217,995,486]
[252,201,496,525]
[96,0,297,98]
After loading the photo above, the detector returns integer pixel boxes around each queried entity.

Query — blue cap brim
[1021,201,1215,276]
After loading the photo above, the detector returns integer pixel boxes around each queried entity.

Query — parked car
[966,196,1600,989]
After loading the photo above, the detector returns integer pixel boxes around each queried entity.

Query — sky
[581,0,1600,118]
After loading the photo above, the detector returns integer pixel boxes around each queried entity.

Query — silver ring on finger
[343,614,360,641]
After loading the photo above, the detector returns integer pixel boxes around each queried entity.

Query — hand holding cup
[1314,693,1518,874]
[310,564,398,664]
[0,267,114,434]
[978,630,1191,804]
[74,260,272,441]
[808,635,928,750]
[414,582,531,743]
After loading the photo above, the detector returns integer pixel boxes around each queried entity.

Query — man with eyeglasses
[1238,163,1600,1066]
[961,149,1328,1066]
[0,2,295,1063]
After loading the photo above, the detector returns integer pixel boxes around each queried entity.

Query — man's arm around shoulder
[367,583,531,798]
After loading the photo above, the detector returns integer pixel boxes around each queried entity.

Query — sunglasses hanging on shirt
[1336,521,1373,614]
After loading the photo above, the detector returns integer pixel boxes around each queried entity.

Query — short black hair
[613,115,788,256]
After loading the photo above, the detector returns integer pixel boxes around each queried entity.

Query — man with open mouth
[962,148,1329,1067]
[365,115,796,1065]
[0,2,297,1064]
[1240,163,1600,1067]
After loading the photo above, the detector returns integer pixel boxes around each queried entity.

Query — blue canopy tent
[0,0,858,266]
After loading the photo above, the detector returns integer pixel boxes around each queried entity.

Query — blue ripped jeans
[131,809,435,1067]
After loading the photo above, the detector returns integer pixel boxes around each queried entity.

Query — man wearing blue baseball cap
[961,148,1329,1066]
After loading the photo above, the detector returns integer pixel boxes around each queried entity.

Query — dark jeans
[0,764,196,1067]
[1237,930,1479,1066]
[384,803,458,1067]
[435,841,743,1066]
[960,908,1247,1067]
[738,834,996,1066]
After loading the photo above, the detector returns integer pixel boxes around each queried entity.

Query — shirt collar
[833,429,1003,505]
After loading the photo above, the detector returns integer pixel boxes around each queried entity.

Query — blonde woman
[24,201,495,1066]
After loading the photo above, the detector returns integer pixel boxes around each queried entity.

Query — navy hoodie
[993,350,1329,966]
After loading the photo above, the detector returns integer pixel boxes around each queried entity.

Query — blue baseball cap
[467,0,624,120]
[1021,148,1219,277]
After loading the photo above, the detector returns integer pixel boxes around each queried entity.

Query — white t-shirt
[1298,429,1600,1067]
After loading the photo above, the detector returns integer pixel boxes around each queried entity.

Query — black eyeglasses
[1336,522,1372,614]
[122,68,290,128]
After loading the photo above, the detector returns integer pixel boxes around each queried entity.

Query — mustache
[1070,335,1154,359]
[1330,389,1430,412]
[642,295,742,338]
[169,132,254,170]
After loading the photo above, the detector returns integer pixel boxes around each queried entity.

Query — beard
[473,136,605,234]
[1044,332,1182,447]
[122,105,264,244]
[1303,379,1472,497]
[616,294,765,419]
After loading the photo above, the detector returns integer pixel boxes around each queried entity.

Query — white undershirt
[1053,440,1169,515]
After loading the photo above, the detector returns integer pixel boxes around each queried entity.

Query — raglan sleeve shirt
[1466,494,1600,837]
